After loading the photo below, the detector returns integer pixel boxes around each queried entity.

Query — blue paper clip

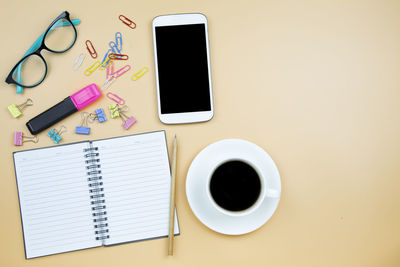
[75,112,90,135]
[115,32,122,51]
[109,41,121,54]
[48,125,67,144]
[101,49,113,66]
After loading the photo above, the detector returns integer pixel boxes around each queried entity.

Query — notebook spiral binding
[84,144,110,243]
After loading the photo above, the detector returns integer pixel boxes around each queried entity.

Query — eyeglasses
[5,11,78,90]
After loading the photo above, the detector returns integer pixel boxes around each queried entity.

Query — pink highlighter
[26,84,102,135]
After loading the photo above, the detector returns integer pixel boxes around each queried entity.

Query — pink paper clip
[14,131,38,146]
[106,92,126,105]
[114,65,131,78]
[106,60,115,79]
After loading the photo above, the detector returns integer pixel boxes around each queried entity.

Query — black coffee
[209,160,261,212]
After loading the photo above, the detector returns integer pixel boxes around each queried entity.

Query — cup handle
[265,188,280,198]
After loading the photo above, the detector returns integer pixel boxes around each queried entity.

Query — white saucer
[186,139,281,235]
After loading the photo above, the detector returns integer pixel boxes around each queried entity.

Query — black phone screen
[155,24,211,114]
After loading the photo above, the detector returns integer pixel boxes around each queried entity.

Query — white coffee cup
[205,158,280,217]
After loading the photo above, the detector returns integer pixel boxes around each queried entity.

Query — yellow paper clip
[8,98,33,118]
[100,58,113,71]
[84,61,101,76]
[131,67,149,81]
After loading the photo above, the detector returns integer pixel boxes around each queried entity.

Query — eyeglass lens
[12,18,76,87]
[45,18,76,52]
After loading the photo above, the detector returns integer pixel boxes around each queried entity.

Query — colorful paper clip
[119,15,136,29]
[115,32,122,51]
[109,41,121,54]
[110,104,136,130]
[85,40,98,59]
[75,112,90,135]
[101,49,113,65]
[131,67,148,81]
[8,98,33,118]
[108,53,129,60]
[114,65,131,78]
[14,131,38,146]
[73,53,85,71]
[84,61,101,76]
[89,108,107,123]
[106,60,115,79]
[106,92,126,106]
[48,125,67,144]
[100,75,116,91]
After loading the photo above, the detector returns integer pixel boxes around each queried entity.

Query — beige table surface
[1,0,400,266]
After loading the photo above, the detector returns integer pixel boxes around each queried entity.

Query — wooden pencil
[168,135,177,256]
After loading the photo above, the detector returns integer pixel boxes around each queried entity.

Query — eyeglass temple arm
[16,18,81,94]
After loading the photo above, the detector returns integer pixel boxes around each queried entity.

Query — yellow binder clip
[131,67,148,81]
[109,103,120,118]
[8,98,33,118]
[84,61,101,76]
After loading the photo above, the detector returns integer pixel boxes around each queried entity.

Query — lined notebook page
[92,131,179,246]
[13,142,100,259]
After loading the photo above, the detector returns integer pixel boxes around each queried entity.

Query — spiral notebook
[13,131,179,259]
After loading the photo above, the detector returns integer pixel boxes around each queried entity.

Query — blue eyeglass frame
[5,11,80,93]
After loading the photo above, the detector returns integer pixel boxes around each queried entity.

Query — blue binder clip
[48,125,66,144]
[76,112,90,135]
[89,108,107,123]
[96,108,107,122]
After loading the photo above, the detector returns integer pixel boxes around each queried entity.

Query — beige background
[1,0,400,266]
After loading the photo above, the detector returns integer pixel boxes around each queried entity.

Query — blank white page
[92,131,179,246]
[13,142,100,259]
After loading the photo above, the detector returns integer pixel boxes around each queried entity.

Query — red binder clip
[119,15,136,29]
[85,40,98,59]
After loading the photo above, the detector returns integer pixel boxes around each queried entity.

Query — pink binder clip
[109,104,136,130]
[122,116,136,130]
[14,131,38,146]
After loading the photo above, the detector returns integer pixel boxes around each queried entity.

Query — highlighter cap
[70,83,102,110]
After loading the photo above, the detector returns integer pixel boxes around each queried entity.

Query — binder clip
[109,104,136,130]
[8,98,33,118]
[109,103,121,119]
[89,108,107,123]
[48,125,67,144]
[75,112,90,135]
[14,131,38,146]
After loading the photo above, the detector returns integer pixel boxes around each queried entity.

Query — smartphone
[152,13,214,124]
